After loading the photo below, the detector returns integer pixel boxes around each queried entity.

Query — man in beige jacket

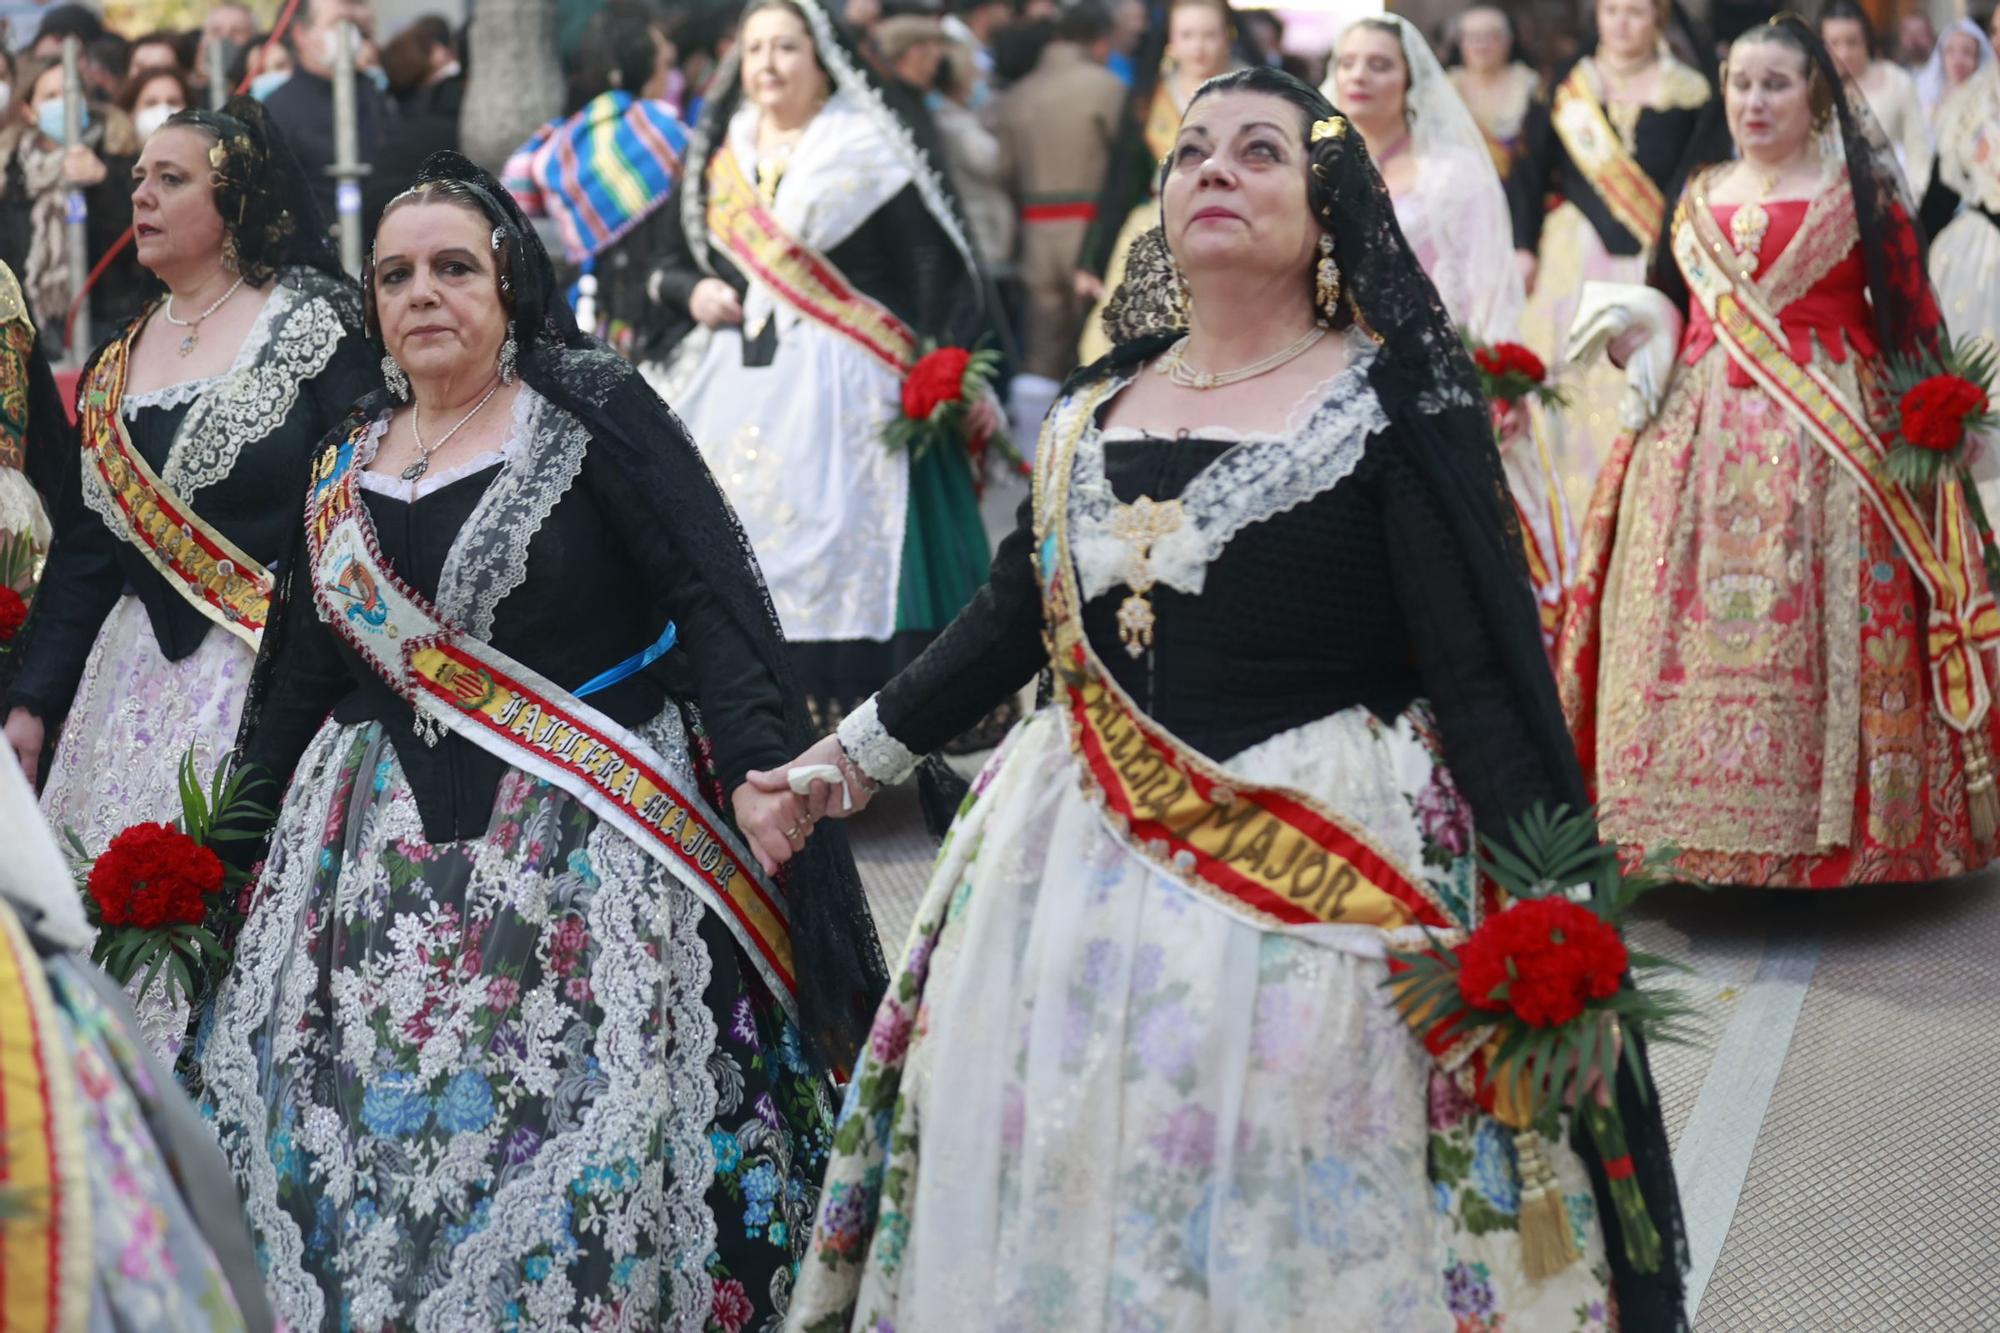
[993,1,1128,444]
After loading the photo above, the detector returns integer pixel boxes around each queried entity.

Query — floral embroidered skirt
[42,594,254,858]
[789,705,1615,1333]
[1566,349,2000,886]
[197,711,834,1332]
[41,593,257,1062]
[42,942,257,1327]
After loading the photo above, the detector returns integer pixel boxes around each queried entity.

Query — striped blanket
[503,91,690,266]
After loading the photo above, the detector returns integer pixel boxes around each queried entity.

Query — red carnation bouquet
[1880,338,1998,489]
[0,530,35,653]
[882,341,1025,483]
[1385,804,1695,1278]
[1466,337,1571,423]
[67,752,270,1006]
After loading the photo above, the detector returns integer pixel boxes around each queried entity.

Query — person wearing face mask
[1076,0,1241,365]
[1445,3,1543,179]
[1,99,376,1055]
[0,55,147,360]
[502,2,688,362]
[1508,0,1710,520]
[776,63,1690,1333]
[261,0,394,245]
[116,66,194,143]
[242,36,295,104]
[645,0,999,731]
[1560,16,1998,890]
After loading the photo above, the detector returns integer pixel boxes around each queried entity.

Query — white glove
[1564,281,1685,431]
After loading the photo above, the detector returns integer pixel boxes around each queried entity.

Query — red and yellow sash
[1031,383,1452,934]
[705,143,916,377]
[1552,65,1668,252]
[79,329,272,648]
[304,429,800,1016]
[1675,193,2000,732]
[0,900,88,1332]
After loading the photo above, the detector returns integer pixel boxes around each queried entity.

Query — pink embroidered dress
[1560,179,2000,887]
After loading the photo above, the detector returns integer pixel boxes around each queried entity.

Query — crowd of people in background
[0,0,1990,394]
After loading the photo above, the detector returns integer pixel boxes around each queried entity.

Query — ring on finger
[783,824,801,840]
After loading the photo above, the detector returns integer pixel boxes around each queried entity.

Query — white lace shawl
[724,92,914,340]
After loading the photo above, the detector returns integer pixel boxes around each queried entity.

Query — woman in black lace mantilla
[199,151,885,1331]
[1,97,374,1057]
[770,66,1688,1333]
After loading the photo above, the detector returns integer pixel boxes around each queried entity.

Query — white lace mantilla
[1071,339,1388,601]
[348,387,590,639]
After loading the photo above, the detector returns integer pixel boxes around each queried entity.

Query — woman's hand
[1514,249,1538,297]
[731,778,813,876]
[3,707,44,786]
[61,145,105,187]
[1072,270,1105,302]
[751,732,879,810]
[689,277,744,328]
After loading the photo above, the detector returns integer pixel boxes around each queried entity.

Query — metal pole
[60,37,89,362]
[329,21,369,277]
[207,37,231,110]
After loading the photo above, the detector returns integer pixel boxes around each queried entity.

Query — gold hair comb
[1311,116,1348,143]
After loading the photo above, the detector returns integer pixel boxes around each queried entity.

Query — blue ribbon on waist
[573,621,679,700]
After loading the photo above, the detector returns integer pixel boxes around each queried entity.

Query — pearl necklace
[402,379,502,482]
[1156,325,1327,391]
[160,274,246,357]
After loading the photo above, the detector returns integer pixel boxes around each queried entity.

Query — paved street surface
[842,474,2000,1330]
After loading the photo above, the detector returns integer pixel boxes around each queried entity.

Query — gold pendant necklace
[1729,165,1783,261]
[1156,324,1326,391]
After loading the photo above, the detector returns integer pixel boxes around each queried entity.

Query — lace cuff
[837,695,919,787]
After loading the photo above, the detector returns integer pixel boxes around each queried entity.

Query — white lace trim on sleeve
[838,695,919,787]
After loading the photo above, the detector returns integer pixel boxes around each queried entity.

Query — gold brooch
[1311,116,1347,143]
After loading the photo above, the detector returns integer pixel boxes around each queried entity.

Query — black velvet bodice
[873,426,1566,845]
[1510,84,1709,258]
[647,181,987,366]
[241,423,794,845]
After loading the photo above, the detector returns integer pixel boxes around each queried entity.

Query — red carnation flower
[87,822,221,930]
[1473,346,1506,378]
[1899,374,1988,453]
[1498,342,1547,383]
[0,586,23,643]
[901,346,973,422]
[1455,897,1627,1029]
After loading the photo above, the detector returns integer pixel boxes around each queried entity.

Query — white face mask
[134,103,177,138]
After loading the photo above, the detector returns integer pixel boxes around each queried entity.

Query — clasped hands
[729,733,880,875]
